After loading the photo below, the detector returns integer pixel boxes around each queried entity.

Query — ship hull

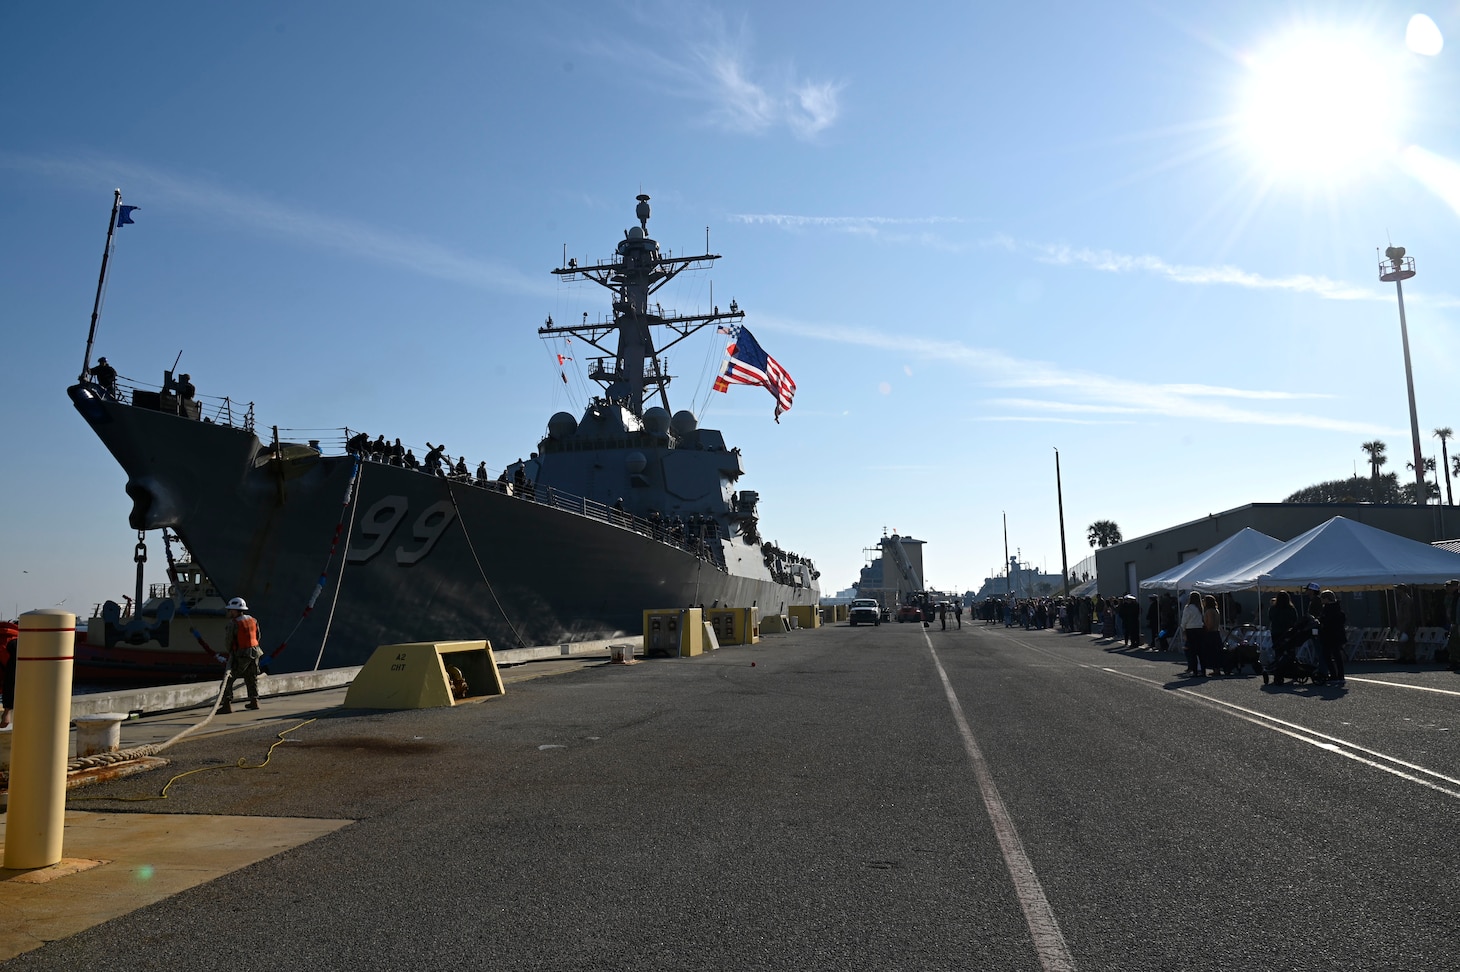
[76,642,222,682]
[70,386,818,673]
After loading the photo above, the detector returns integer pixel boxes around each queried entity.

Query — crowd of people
[976,580,1460,688]
[345,431,510,487]
[761,542,819,587]
[976,592,1192,643]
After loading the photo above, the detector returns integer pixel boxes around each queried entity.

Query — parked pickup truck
[848,598,882,626]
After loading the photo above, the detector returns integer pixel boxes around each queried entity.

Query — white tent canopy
[1069,577,1098,598]
[1193,516,1460,593]
[1138,527,1283,592]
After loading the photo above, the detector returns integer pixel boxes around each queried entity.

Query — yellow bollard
[4,610,76,870]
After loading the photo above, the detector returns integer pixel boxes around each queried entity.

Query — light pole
[1379,245,1425,505]
[1055,448,1070,597]
[1003,511,1010,597]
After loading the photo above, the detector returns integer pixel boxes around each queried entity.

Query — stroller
[1216,623,1265,676]
[1261,620,1323,686]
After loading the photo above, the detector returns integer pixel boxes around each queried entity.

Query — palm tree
[1360,440,1388,502]
[1400,475,1442,505]
[1087,520,1122,548]
[1406,457,1437,503]
[1435,428,1454,505]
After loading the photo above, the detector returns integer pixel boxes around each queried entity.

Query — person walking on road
[1120,595,1142,649]
[1201,595,1222,676]
[1180,593,1204,677]
[220,597,263,713]
[1268,591,1299,687]
[1317,590,1347,686]
[1395,585,1418,664]
[1445,580,1460,672]
[1146,595,1163,651]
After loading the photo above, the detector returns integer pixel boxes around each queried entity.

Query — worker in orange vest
[220,597,263,713]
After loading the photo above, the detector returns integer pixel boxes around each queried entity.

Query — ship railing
[275,427,351,455]
[526,486,725,568]
[103,376,256,432]
[561,245,684,273]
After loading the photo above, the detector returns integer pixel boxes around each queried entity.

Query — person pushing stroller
[1263,590,1321,687]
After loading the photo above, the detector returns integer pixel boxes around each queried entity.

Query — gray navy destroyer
[69,193,819,672]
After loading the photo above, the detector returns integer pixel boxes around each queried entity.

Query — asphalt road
[7,621,1460,971]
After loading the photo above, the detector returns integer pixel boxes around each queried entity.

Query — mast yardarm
[541,194,745,417]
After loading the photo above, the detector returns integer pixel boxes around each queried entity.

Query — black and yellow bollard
[4,610,77,870]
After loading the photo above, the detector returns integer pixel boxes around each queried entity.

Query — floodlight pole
[1379,246,1425,506]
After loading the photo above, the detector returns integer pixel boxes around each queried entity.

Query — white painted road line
[999,634,1460,803]
[1098,666,1460,801]
[1344,676,1460,697]
[924,631,1078,972]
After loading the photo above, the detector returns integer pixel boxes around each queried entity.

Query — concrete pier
[5,621,1460,968]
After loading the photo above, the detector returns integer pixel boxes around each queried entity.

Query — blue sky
[5,1,1460,617]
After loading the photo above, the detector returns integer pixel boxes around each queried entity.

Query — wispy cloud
[1,152,551,296]
[731,214,964,229]
[730,212,968,250]
[694,24,844,139]
[979,415,1139,426]
[991,234,1460,307]
[756,312,1398,436]
[582,8,843,140]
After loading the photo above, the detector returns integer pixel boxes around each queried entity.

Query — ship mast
[540,194,744,417]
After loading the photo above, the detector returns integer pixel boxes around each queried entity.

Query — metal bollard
[75,713,128,757]
[4,610,77,870]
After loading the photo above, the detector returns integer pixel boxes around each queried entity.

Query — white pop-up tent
[1138,527,1283,592]
[1193,516,1460,593]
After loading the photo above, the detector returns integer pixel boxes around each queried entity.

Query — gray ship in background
[69,193,819,672]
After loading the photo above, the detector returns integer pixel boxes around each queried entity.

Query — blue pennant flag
[117,205,140,226]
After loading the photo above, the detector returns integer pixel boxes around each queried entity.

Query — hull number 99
[346,495,457,565]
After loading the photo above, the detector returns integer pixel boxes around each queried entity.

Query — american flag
[713,325,796,422]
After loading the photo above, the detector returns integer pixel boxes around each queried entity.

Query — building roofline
[1105,501,1437,552]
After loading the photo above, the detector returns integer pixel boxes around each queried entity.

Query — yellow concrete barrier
[642,608,705,657]
[760,613,790,634]
[343,640,503,710]
[5,610,76,870]
[705,607,759,645]
[788,605,820,629]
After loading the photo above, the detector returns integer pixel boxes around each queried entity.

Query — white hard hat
[227,597,249,611]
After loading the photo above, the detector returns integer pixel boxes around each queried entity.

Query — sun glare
[1237,31,1403,183]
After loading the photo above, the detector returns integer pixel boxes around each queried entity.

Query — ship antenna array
[539,196,746,415]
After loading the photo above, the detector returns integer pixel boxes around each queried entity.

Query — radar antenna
[540,195,745,415]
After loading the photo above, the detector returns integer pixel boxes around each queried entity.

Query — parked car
[849,598,882,626]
